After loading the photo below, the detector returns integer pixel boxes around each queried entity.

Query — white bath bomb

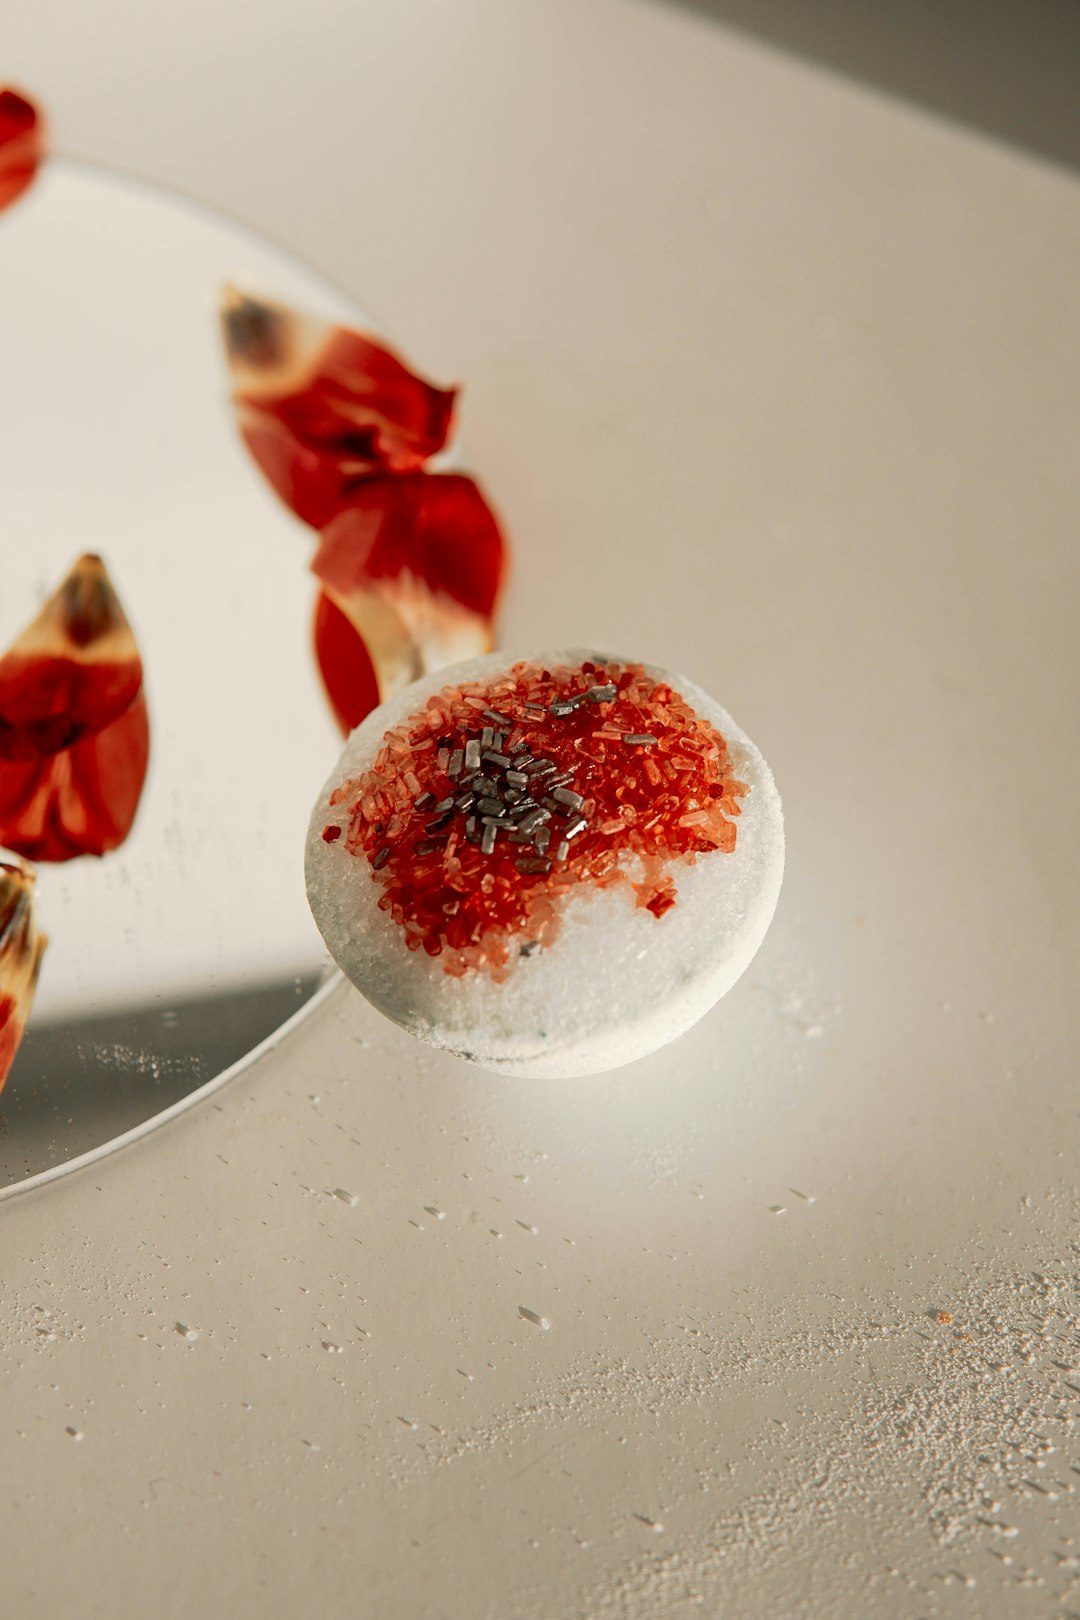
[306,650,783,1078]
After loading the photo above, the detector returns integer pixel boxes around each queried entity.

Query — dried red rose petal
[0,556,149,862]
[311,592,380,736]
[220,286,457,530]
[0,89,43,215]
[0,862,47,1094]
[312,472,506,722]
[221,286,509,734]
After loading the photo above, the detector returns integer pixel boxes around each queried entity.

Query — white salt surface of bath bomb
[306,650,784,1078]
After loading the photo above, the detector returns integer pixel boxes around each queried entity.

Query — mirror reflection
[1,160,358,1188]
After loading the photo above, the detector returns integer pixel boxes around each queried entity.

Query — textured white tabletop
[3,3,1079,1616]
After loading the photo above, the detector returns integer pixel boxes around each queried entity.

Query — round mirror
[0,159,362,1188]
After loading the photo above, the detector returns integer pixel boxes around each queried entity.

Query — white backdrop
[1,3,1078,1616]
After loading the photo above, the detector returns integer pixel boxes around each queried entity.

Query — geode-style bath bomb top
[306,651,784,1078]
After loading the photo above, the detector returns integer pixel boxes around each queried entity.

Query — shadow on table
[673,0,1080,174]
[0,971,326,1189]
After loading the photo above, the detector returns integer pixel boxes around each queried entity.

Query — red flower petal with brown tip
[0,555,143,762]
[221,286,457,530]
[0,554,143,761]
[0,862,47,1095]
[312,472,507,717]
[0,89,43,215]
[0,556,149,862]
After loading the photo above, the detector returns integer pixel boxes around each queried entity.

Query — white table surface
[3,3,1079,1616]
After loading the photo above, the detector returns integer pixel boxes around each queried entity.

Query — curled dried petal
[312,473,506,721]
[311,593,380,737]
[0,862,47,1094]
[314,474,504,622]
[0,89,43,215]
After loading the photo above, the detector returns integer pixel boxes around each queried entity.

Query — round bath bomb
[306,650,783,1078]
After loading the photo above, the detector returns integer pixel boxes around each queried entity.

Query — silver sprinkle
[549,701,575,717]
[464,740,481,771]
[448,748,464,778]
[454,792,475,812]
[505,770,529,789]
[371,845,391,871]
[483,709,512,726]
[482,751,511,769]
[554,839,570,862]
[515,857,551,875]
[518,808,550,836]
[623,733,657,746]
[546,771,575,788]
[510,740,530,755]
[586,683,617,702]
[480,824,498,855]
[525,758,555,777]
[481,726,494,749]
[413,792,433,811]
[564,815,588,839]
[520,940,543,958]
[534,826,551,855]
[524,703,546,716]
[552,787,584,810]
[476,797,505,817]
[433,796,455,813]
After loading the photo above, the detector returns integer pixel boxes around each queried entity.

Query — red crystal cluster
[326,660,747,980]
